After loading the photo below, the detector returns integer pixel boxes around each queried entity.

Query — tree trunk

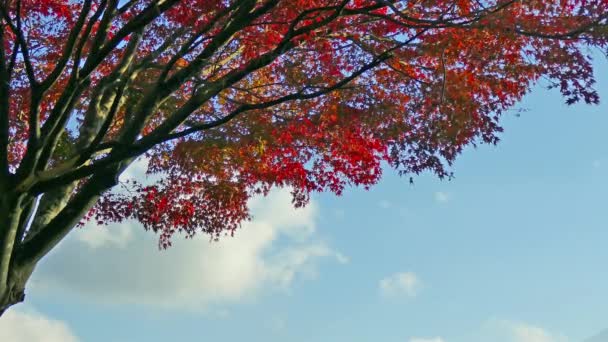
[0,192,36,317]
[0,263,35,317]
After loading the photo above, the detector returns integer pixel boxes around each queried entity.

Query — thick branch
[116,0,263,145]
[18,166,129,266]
[0,24,10,184]
[0,194,24,295]
[0,4,37,85]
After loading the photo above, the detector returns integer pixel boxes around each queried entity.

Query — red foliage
[4,0,606,247]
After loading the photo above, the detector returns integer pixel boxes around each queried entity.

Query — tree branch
[0,23,10,185]
[23,3,424,195]
[39,0,93,92]
[17,168,126,266]
[0,4,37,85]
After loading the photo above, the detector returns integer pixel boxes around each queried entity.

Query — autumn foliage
[0,0,606,313]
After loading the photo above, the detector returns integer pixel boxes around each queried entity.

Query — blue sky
[1,57,607,342]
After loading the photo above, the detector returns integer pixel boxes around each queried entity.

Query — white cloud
[76,221,133,249]
[434,192,450,203]
[410,338,445,342]
[117,157,152,184]
[335,252,350,264]
[509,322,566,342]
[419,320,568,342]
[0,308,79,342]
[379,271,421,297]
[476,319,569,342]
[32,188,346,309]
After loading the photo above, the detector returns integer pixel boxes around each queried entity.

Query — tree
[0,0,605,315]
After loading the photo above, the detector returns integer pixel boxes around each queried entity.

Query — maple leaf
[0,0,606,314]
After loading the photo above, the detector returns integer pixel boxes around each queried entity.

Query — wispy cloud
[476,319,569,342]
[0,308,79,342]
[379,271,421,297]
[434,192,450,203]
[33,186,346,309]
[410,338,445,342]
[510,322,557,342]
